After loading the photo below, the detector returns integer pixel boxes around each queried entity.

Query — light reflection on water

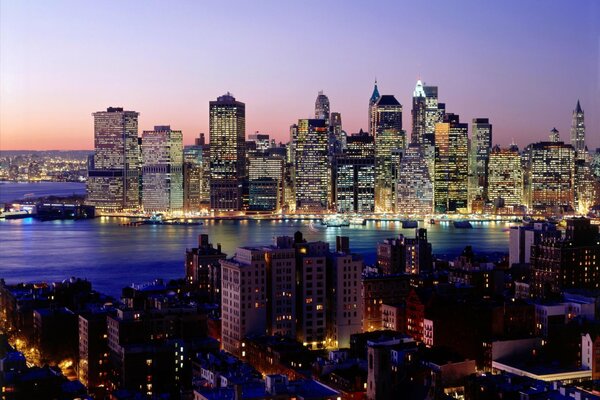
[0,218,511,298]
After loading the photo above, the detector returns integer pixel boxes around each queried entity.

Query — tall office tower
[423,85,442,139]
[549,127,561,143]
[209,93,246,211]
[527,140,575,213]
[293,119,329,212]
[396,144,433,215]
[368,80,381,136]
[487,145,523,208]
[141,126,183,213]
[264,240,297,337]
[372,95,404,212]
[248,150,285,211]
[468,118,492,207]
[531,218,600,300]
[183,133,210,212]
[330,112,345,154]
[434,114,469,213]
[574,159,595,214]
[295,239,329,349]
[314,91,330,124]
[571,100,586,160]
[326,237,363,349]
[185,234,226,303]
[87,107,140,212]
[333,154,375,213]
[220,248,267,356]
[411,80,427,145]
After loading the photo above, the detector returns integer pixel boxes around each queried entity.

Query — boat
[401,220,418,229]
[322,215,349,227]
[141,214,203,226]
[453,220,473,229]
[349,216,366,225]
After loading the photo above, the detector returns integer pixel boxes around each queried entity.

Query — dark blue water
[0,183,512,298]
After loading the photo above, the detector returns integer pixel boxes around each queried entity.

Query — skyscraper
[368,80,380,136]
[87,107,140,212]
[527,140,575,212]
[248,150,285,211]
[396,144,433,215]
[571,100,585,160]
[209,93,246,211]
[293,119,329,212]
[434,114,469,213]
[411,80,427,145]
[468,118,493,206]
[314,91,330,124]
[141,126,183,213]
[372,95,404,212]
[183,133,210,212]
[487,145,523,208]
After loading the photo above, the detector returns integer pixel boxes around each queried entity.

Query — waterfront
[0,182,512,297]
[0,181,86,204]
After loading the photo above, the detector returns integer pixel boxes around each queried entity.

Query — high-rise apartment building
[209,93,246,211]
[293,119,329,212]
[571,100,585,160]
[468,118,492,205]
[527,140,575,212]
[487,145,523,208]
[141,126,183,213]
[373,95,404,212]
[220,248,267,356]
[87,107,140,212]
[396,144,433,215]
[185,234,226,303]
[531,218,600,299]
[434,114,469,213]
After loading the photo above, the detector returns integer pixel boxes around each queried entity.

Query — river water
[0,182,511,297]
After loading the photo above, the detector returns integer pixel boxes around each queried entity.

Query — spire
[575,100,583,114]
[370,79,380,105]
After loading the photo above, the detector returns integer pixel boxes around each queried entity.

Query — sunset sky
[1,0,598,150]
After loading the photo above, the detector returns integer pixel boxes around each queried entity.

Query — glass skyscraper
[209,93,246,211]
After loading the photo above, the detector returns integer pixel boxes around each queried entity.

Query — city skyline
[1,1,599,150]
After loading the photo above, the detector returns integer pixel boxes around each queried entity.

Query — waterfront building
[141,125,183,213]
[293,119,329,212]
[209,93,246,211]
[468,118,492,206]
[396,144,433,215]
[487,145,523,208]
[527,139,575,213]
[531,218,600,299]
[411,80,427,145]
[571,100,586,161]
[220,248,267,356]
[372,94,405,212]
[185,234,226,303]
[248,150,285,211]
[434,113,469,213]
[87,107,140,212]
[333,155,375,213]
[183,133,210,212]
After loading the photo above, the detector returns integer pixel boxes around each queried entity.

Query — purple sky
[1,0,599,150]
